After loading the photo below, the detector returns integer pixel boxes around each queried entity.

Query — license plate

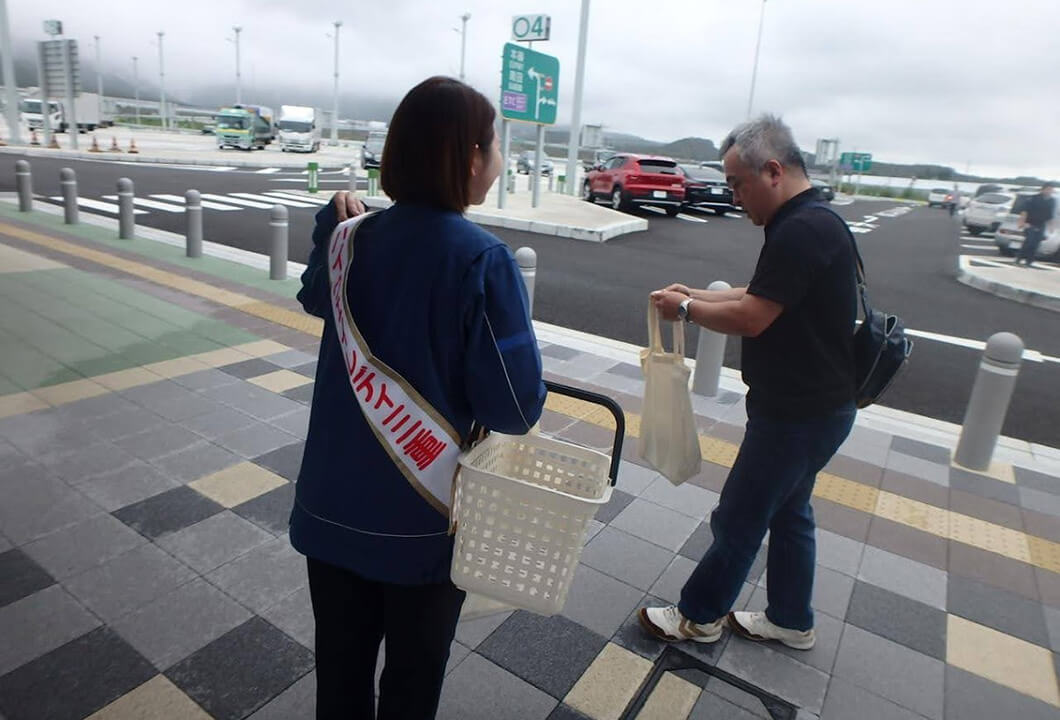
[710,187,725,195]
[652,191,667,199]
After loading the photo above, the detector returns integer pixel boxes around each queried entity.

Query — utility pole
[458,12,470,81]
[565,0,591,195]
[0,0,21,144]
[746,0,766,119]
[132,56,140,125]
[233,26,242,104]
[331,20,341,145]
[157,31,166,130]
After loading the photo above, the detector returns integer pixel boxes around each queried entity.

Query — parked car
[582,154,685,215]
[811,178,836,202]
[994,190,1059,260]
[516,151,554,175]
[678,164,736,214]
[963,192,1015,235]
[361,131,386,169]
[699,160,724,172]
[927,188,950,207]
[974,183,1004,199]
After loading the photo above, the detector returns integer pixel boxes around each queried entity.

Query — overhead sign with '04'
[511,14,551,42]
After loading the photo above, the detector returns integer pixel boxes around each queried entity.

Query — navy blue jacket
[289,202,546,584]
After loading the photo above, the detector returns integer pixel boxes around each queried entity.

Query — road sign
[511,14,551,42]
[37,39,80,96]
[840,152,872,172]
[500,42,559,125]
[43,20,62,36]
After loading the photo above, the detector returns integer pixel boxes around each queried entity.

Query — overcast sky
[8,0,1060,179]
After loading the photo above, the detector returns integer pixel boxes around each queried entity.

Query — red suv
[582,154,686,216]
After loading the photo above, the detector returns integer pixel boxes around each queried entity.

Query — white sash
[327,213,462,516]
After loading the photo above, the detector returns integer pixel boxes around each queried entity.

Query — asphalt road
[2,154,1058,446]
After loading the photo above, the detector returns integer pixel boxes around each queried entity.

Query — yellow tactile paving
[248,369,312,394]
[0,241,68,272]
[874,491,951,538]
[952,459,1016,484]
[29,377,109,406]
[191,346,256,368]
[1027,535,1060,575]
[236,339,293,358]
[563,642,654,720]
[189,461,288,508]
[947,615,1060,707]
[239,301,324,336]
[84,675,211,720]
[0,391,49,419]
[815,473,881,514]
[949,512,1031,564]
[94,367,164,392]
[634,672,700,720]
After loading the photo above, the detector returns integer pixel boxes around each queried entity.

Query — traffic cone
[47,134,60,149]
[127,138,139,154]
[109,136,122,153]
[88,135,102,152]
[30,129,40,146]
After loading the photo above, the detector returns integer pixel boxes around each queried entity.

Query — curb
[0,144,352,171]
[956,259,1060,314]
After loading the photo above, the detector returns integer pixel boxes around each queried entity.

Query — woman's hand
[662,283,691,296]
[332,191,366,221]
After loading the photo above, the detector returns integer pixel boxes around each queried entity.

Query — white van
[278,106,320,153]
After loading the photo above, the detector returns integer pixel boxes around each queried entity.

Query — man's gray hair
[719,114,807,175]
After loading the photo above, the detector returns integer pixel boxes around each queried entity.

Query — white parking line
[48,196,147,215]
[149,193,244,211]
[254,167,281,174]
[230,192,317,208]
[676,213,708,223]
[263,191,330,205]
[961,244,995,250]
[197,193,275,209]
[102,195,185,213]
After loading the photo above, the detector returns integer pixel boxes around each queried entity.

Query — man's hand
[333,191,366,222]
[650,290,687,321]
[662,283,691,296]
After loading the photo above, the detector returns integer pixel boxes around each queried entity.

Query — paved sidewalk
[958,254,1060,313]
[1,209,1059,720]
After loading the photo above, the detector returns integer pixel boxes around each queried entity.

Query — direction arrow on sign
[500,43,559,125]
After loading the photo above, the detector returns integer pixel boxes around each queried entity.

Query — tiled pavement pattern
[1,208,1060,719]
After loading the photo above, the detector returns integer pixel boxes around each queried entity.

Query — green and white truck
[215,106,271,150]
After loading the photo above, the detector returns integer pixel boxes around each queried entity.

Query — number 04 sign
[511,14,551,42]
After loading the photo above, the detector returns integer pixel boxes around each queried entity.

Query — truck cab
[278,105,320,153]
[215,108,271,151]
[20,99,64,132]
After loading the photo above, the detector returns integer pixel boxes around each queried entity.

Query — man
[1016,182,1056,268]
[639,115,857,651]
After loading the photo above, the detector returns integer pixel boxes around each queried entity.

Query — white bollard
[347,163,356,193]
[269,205,289,280]
[185,190,203,258]
[60,168,78,225]
[117,178,135,239]
[515,246,537,313]
[954,332,1024,471]
[15,160,32,212]
[691,280,732,396]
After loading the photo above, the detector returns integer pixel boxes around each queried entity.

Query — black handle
[544,380,625,486]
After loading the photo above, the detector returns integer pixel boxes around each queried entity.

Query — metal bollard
[185,189,203,258]
[548,173,554,192]
[15,160,32,212]
[515,246,537,313]
[691,280,732,396]
[954,332,1024,470]
[117,178,135,239]
[269,205,289,280]
[347,163,356,193]
[60,168,78,224]
[507,170,515,194]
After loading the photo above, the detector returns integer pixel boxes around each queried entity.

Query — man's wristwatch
[677,297,694,323]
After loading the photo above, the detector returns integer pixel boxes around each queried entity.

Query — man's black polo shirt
[742,188,856,419]
[1024,193,1056,229]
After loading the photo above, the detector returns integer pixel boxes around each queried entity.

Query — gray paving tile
[73,460,180,512]
[263,349,317,369]
[949,466,1019,505]
[948,541,1040,602]
[39,440,138,482]
[165,616,315,720]
[648,555,698,605]
[290,361,318,379]
[837,438,889,467]
[251,441,305,482]
[121,380,219,422]
[247,670,316,720]
[210,381,305,421]
[833,624,944,720]
[1044,604,1060,652]
[540,344,580,361]
[611,594,671,663]
[744,586,845,673]
[1014,465,1060,496]
[281,383,315,405]
[845,580,947,659]
[821,677,929,720]
[111,577,252,670]
[946,574,1051,647]
[813,497,872,543]
[719,633,830,714]
[561,563,645,639]
[1020,486,1060,517]
[22,513,145,580]
[591,487,634,525]
[113,423,205,462]
[232,482,296,536]
[156,510,274,574]
[64,543,197,623]
[205,536,307,614]
[640,476,719,520]
[891,437,951,465]
[678,521,715,562]
[0,472,102,545]
[858,545,947,610]
[0,585,100,676]
[614,460,659,496]
[113,484,224,539]
[816,528,864,577]
[885,452,949,487]
[87,406,169,442]
[55,393,137,422]
[867,516,948,571]
[437,652,557,720]
[149,440,243,482]
[701,675,778,719]
[688,689,764,720]
[215,423,298,459]
[584,518,605,544]
[944,665,1059,720]
[218,358,282,379]
[172,367,243,391]
[269,407,310,439]
[478,610,607,699]
[180,405,258,440]
[260,584,314,650]
[455,608,513,649]
[0,549,54,608]
[610,498,700,552]
[580,527,673,591]
[809,564,856,620]
[0,627,155,720]
[3,418,101,459]
[881,469,950,509]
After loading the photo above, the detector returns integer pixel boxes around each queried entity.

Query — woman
[290,76,546,719]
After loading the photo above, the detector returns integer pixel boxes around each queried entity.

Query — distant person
[641,114,856,652]
[1016,182,1056,267]
[949,183,960,217]
[291,76,546,719]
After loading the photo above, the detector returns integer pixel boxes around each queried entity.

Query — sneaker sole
[726,612,816,650]
[637,608,722,644]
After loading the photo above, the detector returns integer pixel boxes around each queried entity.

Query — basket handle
[544,380,625,486]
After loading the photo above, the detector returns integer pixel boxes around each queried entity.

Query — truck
[277,105,320,153]
[234,104,276,142]
[20,93,106,133]
[214,106,271,151]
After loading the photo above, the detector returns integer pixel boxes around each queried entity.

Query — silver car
[994,192,1060,261]
[963,192,1014,235]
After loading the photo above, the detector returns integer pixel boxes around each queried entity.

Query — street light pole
[132,56,140,125]
[331,20,341,145]
[94,35,103,124]
[459,12,470,82]
[157,31,167,131]
[746,0,766,119]
[233,26,242,105]
[0,0,21,144]
[565,0,591,196]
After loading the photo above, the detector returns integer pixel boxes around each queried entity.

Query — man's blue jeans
[1018,226,1045,264]
[678,401,856,631]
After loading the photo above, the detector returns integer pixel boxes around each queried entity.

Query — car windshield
[637,160,678,174]
[932,188,948,193]
[19,100,58,113]
[975,193,1012,204]
[216,115,248,130]
[278,120,311,133]
[366,136,386,152]
[679,164,723,181]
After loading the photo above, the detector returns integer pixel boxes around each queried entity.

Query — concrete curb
[0,144,351,170]
[957,257,1060,313]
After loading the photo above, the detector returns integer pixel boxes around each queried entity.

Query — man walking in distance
[1016,182,1055,268]
[640,115,857,651]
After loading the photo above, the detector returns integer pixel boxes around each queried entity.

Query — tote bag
[638,304,701,485]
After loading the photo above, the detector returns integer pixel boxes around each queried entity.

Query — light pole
[94,35,103,123]
[331,20,341,145]
[132,56,140,125]
[232,26,242,104]
[157,31,167,130]
[565,0,591,196]
[746,0,766,119]
[458,12,470,81]
[0,0,20,144]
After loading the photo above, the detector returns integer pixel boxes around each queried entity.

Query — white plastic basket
[451,432,613,616]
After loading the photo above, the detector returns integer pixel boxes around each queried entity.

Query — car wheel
[999,247,1016,257]
[665,206,680,217]
[582,181,594,202]
[968,227,982,235]
[611,186,625,211]
[714,207,727,216]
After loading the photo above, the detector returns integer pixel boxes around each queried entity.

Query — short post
[269,204,288,280]
[691,280,731,396]
[548,172,554,192]
[117,177,135,239]
[185,189,203,258]
[506,169,515,194]
[307,161,319,194]
[954,332,1024,471]
[347,163,356,193]
[557,174,565,194]
[15,160,32,212]
[60,168,78,225]
[367,168,379,196]
[515,246,537,313]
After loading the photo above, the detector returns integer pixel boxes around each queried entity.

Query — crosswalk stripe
[254,167,281,174]
[102,195,186,213]
[962,244,995,250]
[230,192,317,208]
[149,194,243,211]
[676,213,708,223]
[194,193,274,209]
[49,197,147,215]
[264,191,330,205]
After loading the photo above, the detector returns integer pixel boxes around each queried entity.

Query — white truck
[277,105,320,152]
[20,93,105,133]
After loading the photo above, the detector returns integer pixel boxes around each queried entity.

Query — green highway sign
[840,152,872,172]
[500,42,559,125]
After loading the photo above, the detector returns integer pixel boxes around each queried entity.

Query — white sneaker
[727,611,816,650]
[638,605,724,643]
